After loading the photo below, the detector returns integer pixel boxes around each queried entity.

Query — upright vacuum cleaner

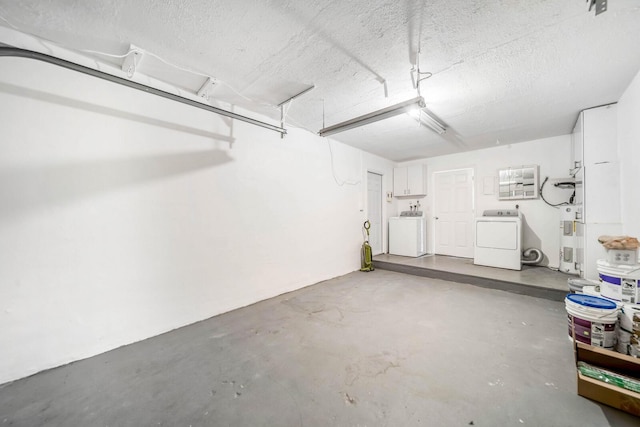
[360,220,374,272]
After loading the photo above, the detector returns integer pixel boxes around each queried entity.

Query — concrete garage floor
[0,270,637,426]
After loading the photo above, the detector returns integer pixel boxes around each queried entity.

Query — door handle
[435,217,439,220]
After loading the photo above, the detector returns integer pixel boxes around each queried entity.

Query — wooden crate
[575,341,640,416]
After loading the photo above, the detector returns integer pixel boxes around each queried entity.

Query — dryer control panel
[482,209,519,217]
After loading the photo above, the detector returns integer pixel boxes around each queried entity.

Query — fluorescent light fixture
[412,109,447,135]
[319,96,425,137]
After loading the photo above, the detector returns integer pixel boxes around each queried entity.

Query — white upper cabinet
[394,165,427,197]
[572,104,619,224]
[407,165,427,195]
[582,105,618,165]
[393,167,408,196]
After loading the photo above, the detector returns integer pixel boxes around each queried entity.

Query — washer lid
[566,293,617,309]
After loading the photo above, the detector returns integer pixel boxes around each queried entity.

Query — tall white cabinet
[572,104,621,279]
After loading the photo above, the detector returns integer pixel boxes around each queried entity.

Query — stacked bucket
[566,235,640,356]
[565,293,619,350]
[619,305,640,357]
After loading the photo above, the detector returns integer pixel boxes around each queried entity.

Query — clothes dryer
[474,210,522,270]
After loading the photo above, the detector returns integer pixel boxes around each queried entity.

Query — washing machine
[388,211,427,257]
[474,209,522,270]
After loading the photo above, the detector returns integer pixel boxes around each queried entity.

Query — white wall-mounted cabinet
[572,104,621,222]
[393,165,427,197]
[571,104,621,279]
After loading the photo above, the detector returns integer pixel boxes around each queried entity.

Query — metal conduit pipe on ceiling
[0,47,287,136]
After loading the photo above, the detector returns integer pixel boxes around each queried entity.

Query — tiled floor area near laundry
[373,253,573,301]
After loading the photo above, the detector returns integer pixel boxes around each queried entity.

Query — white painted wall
[0,55,394,384]
[618,68,640,241]
[397,136,574,268]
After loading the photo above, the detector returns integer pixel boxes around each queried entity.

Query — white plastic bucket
[616,327,632,355]
[616,304,640,354]
[597,260,640,303]
[565,294,620,349]
[620,304,640,333]
[568,278,597,293]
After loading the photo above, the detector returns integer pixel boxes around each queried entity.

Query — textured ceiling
[1,0,639,161]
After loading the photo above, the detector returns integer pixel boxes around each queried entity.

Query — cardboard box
[575,341,640,416]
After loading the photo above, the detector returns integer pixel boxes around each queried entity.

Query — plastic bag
[598,235,640,250]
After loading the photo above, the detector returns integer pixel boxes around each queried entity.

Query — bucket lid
[597,259,640,274]
[567,278,595,286]
[566,293,617,310]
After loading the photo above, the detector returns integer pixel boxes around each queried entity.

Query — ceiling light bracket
[277,85,315,139]
[412,46,433,96]
[587,0,608,16]
[197,77,217,101]
[121,45,144,78]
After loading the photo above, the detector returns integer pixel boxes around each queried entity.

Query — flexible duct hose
[521,247,543,265]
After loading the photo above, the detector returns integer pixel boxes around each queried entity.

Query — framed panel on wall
[498,165,539,200]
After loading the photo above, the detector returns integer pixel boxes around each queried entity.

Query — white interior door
[434,168,475,258]
[367,171,383,255]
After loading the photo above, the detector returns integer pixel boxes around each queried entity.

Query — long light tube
[0,47,287,135]
[414,109,447,135]
[319,96,425,137]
